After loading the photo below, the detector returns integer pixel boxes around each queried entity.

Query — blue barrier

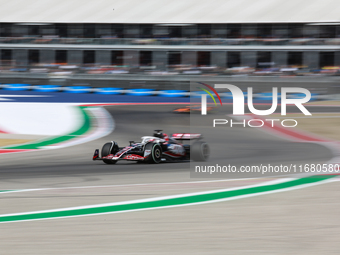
[62,86,93,93]
[94,88,124,95]
[2,84,31,91]
[0,83,320,101]
[125,89,155,96]
[254,93,279,100]
[222,92,248,99]
[254,93,318,101]
[32,85,61,92]
[288,93,318,101]
[157,90,189,97]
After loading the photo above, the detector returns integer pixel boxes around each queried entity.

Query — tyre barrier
[0,83,321,100]
[0,84,189,97]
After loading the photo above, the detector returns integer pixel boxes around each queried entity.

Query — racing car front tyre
[145,143,162,164]
[191,141,210,162]
[102,142,119,164]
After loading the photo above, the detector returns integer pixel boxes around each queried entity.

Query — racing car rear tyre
[102,142,119,164]
[191,141,210,162]
[145,143,162,164]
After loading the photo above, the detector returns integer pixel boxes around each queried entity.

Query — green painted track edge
[0,175,335,223]
[3,106,91,150]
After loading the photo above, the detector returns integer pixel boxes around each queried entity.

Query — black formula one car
[93,130,209,164]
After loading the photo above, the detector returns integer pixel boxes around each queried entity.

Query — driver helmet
[153,130,169,141]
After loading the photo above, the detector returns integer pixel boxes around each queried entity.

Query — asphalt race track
[1,104,339,254]
[0,104,335,177]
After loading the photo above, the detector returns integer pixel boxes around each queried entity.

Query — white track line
[2,177,279,194]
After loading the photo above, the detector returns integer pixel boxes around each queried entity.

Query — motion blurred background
[0,0,339,96]
[1,1,340,254]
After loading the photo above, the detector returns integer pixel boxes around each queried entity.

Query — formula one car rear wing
[171,133,202,140]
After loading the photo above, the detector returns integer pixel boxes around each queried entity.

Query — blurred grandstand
[0,0,340,81]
